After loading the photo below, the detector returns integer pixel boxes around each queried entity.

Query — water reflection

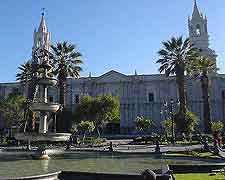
[0,152,219,177]
[41,159,49,173]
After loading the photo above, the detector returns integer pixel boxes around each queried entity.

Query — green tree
[135,116,153,133]
[95,95,120,131]
[156,36,196,131]
[74,95,120,136]
[0,93,26,129]
[74,96,94,122]
[187,55,216,133]
[78,121,95,142]
[51,41,83,107]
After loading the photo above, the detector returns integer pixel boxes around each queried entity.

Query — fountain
[15,47,71,159]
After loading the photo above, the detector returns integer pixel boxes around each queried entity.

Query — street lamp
[161,98,180,145]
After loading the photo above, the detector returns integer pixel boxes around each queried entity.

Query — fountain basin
[30,103,60,112]
[0,151,223,178]
[0,171,61,180]
[15,133,71,142]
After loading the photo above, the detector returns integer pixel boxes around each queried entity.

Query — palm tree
[51,41,83,131]
[16,61,38,131]
[51,41,83,107]
[156,36,196,130]
[187,55,216,133]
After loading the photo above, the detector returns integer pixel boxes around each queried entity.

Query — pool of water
[0,151,220,177]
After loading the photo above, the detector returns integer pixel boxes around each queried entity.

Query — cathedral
[0,1,225,134]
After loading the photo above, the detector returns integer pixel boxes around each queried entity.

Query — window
[196,24,201,36]
[49,96,53,102]
[148,93,154,102]
[75,94,79,104]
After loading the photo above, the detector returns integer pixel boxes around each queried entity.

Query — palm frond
[51,41,83,80]
[156,36,195,77]
[16,61,33,84]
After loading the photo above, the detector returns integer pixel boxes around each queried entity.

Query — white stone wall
[66,71,225,133]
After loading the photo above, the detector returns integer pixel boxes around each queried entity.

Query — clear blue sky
[0,0,224,82]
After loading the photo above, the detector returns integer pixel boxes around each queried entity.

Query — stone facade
[0,1,224,134]
[66,71,225,133]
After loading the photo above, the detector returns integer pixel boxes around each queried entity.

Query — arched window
[196,24,201,36]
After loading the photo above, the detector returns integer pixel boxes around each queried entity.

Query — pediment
[96,70,128,83]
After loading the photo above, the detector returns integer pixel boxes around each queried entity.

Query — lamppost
[161,98,180,145]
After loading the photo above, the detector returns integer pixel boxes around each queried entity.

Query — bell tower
[32,10,51,52]
[188,0,217,65]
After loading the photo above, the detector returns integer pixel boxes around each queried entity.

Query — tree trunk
[176,69,186,114]
[57,73,67,132]
[175,65,187,131]
[201,73,211,134]
[58,74,67,107]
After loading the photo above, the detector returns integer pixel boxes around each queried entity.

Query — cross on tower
[42,8,46,16]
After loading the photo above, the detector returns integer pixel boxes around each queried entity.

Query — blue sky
[0,0,224,82]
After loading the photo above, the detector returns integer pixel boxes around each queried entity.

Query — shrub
[93,137,107,144]
[174,110,198,135]
[135,116,153,133]
[83,137,107,145]
[211,121,224,134]
[78,121,95,143]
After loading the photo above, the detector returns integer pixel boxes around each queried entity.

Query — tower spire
[38,8,47,32]
[192,0,201,19]
[33,8,51,52]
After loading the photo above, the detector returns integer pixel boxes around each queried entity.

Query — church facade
[0,1,225,134]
